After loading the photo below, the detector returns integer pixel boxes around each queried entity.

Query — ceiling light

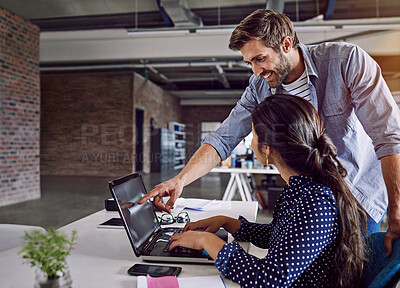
[127,29,190,37]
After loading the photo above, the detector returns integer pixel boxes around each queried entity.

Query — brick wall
[0,8,40,206]
[134,74,182,173]
[40,71,134,176]
[182,105,234,160]
[40,71,181,176]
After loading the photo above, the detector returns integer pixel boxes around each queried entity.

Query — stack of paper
[174,198,231,211]
[137,275,227,288]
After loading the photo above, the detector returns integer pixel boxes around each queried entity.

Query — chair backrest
[363,232,400,288]
[0,224,46,252]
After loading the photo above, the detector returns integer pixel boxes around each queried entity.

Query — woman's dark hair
[229,9,299,52]
[252,94,367,288]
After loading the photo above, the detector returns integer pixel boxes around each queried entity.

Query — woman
[169,95,367,287]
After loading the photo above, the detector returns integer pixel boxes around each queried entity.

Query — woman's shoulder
[289,175,329,189]
[289,175,335,203]
[287,176,337,222]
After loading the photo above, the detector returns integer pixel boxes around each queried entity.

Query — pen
[220,275,227,288]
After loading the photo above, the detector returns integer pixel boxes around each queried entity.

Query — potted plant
[20,228,77,288]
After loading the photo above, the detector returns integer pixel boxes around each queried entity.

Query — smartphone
[127,264,182,277]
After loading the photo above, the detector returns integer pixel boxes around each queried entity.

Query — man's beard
[262,51,291,88]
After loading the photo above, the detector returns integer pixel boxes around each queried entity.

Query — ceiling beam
[180,99,238,106]
[169,90,243,98]
[40,18,400,63]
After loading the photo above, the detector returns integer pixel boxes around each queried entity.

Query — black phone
[127,264,182,277]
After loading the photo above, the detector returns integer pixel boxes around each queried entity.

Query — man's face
[240,39,291,88]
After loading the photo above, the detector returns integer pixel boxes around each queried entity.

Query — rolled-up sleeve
[346,46,400,159]
[203,76,262,160]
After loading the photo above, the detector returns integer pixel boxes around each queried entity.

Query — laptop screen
[110,174,160,249]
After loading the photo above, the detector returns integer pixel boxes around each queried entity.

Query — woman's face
[251,123,266,165]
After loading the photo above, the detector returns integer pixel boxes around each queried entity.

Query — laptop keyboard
[146,227,203,256]
[162,227,183,248]
[167,245,202,255]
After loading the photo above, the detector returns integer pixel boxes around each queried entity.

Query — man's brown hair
[229,9,299,52]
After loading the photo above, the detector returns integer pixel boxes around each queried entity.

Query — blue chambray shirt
[203,42,400,222]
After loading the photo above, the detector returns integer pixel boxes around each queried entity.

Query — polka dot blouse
[215,175,339,287]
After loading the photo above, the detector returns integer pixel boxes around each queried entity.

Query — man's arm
[176,143,222,187]
[138,143,221,213]
[381,153,400,257]
[139,76,263,212]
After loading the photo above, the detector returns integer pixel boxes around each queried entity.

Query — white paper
[178,275,226,288]
[175,198,231,211]
[137,275,226,288]
[137,276,147,288]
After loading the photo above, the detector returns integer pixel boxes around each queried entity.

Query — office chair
[363,232,400,288]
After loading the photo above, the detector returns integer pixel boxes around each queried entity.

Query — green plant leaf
[20,228,77,279]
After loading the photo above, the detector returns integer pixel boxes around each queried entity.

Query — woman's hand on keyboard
[183,216,229,233]
[169,231,225,260]
[184,216,241,235]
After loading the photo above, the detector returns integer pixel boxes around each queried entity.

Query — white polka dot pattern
[215,176,339,287]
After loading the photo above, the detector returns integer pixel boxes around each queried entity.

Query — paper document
[137,275,226,288]
[175,198,231,211]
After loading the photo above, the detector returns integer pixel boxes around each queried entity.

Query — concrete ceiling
[1,0,400,105]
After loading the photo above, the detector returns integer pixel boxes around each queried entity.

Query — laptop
[108,173,227,264]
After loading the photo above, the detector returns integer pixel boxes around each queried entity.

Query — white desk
[211,167,280,201]
[0,200,258,288]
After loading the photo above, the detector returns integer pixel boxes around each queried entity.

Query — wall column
[0,8,41,206]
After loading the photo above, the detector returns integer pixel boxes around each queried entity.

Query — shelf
[150,128,175,172]
[169,121,186,170]
[169,121,185,133]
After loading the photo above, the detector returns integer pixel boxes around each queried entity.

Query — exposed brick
[40,72,182,176]
[133,74,182,173]
[0,8,40,207]
[181,105,234,160]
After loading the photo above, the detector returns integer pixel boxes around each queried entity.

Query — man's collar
[299,43,318,79]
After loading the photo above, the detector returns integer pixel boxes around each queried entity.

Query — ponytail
[252,95,367,288]
[309,132,367,288]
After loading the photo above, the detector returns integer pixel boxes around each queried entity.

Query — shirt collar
[287,175,314,187]
[279,175,315,207]
[299,43,318,79]
[271,43,317,95]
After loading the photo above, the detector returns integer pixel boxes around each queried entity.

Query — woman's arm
[216,194,338,288]
[233,216,274,249]
[183,216,241,235]
[184,215,275,249]
[171,186,338,288]
[169,231,226,260]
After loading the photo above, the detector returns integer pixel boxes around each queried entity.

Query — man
[139,9,400,256]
